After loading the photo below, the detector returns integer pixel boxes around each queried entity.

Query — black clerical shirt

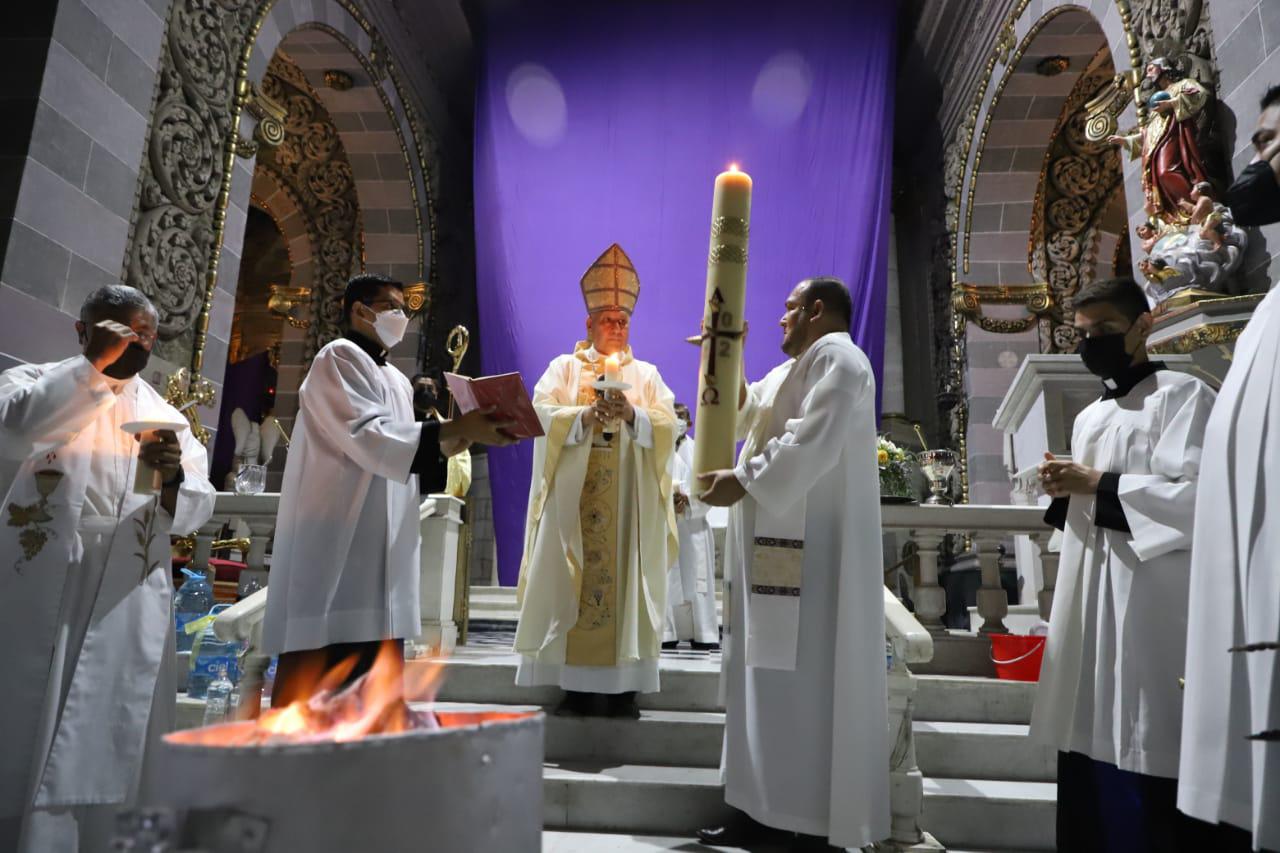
[1043,361,1168,533]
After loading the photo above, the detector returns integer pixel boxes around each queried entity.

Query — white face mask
[369,307,409,349]
[675,418,689,436]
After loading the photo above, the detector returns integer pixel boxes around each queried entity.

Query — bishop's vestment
[514,344,677,693]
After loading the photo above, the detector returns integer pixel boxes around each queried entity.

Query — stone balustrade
[881,503,1056,633]
[883,587,942,851]
[191,492,281,595]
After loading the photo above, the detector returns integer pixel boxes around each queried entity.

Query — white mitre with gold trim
[580,243,640,315]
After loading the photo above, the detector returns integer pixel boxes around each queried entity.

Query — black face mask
[1225,160,1280,227]
[102,343,151,379]
[1077,332,1134,380]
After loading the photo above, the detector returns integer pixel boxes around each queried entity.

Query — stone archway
[123,0,443,447]
[948,4,1129,505]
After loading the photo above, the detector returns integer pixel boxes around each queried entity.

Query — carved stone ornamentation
[1030,63,1125,353]
[1128,0,1217,91]
[257,53,362,360]
[126,0,265,364]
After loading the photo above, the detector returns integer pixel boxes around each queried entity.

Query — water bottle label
[192,654,239,682]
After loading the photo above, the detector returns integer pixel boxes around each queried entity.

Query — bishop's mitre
[580,243,640,315]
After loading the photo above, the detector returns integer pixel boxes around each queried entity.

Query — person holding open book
[514,244,680,718]
[263,273,520,705]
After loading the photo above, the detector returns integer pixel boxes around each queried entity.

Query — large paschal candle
[693,165,751,476]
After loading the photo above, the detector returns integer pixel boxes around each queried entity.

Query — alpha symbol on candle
[703,288,742,382]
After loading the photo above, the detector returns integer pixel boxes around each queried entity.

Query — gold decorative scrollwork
[268,284,312,329]
[1084,74,1133,143]
[1147,321,1250,355]
[708,244,747,265]
[711,216,749,239]
[163,367,217,446]
[246,80,287,149]
[403,281,429,314]
[258,53,360,360]
[953,282,1054,335]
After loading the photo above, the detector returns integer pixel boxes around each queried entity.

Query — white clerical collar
[575,343,634,365]
[103,373,136,395]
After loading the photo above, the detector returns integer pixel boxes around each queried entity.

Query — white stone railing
[190,492,280,594]
[881,503,1056,633]
[883,587,940,851]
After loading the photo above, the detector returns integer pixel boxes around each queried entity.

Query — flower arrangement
[877,436,917,501]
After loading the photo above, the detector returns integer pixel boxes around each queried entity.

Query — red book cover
[443,372,545,439]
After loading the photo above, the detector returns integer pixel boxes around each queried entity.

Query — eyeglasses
[597,316,629,331]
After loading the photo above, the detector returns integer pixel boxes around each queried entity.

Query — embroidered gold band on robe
[750,536,804,596]
[565,362,622,666]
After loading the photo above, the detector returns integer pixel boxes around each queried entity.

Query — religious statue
[513,243,678,718]
[1133,186,1248,304]
[1109,57,1212,223]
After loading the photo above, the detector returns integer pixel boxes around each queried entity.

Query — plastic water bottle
[173,568,213,653]
[188,604,239,699]
[202,663,233,726]
[262,656,278,702]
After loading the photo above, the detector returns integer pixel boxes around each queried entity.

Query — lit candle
[605,354,622,383]
[692,164,752,476]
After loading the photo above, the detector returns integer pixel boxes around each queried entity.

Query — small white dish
[120,419,189,435]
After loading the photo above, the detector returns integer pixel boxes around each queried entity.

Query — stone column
[191,520,222,581]
[419,495,464,655]
[909,532,946,632]
[240,516,275,597]
[972,532,1008,634]
[1031,531,1059,623]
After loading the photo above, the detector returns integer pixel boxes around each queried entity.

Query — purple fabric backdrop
[474,0,896,585]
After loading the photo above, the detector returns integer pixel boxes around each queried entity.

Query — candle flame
[728,162,740,172]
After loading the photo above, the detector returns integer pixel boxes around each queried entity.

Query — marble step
[543,830,761,852]
[544,761,1055,850]
[915,721,1056,783]
[543,762,731,835]
[434,652,726,712]
[434,653,1039,724]
[922,778,1056,851]
[542,712,1054,782]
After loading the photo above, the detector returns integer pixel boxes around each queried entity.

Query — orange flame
[191,640,449,746]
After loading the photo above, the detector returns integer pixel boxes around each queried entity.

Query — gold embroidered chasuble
[514,343,678,680]
[565,356,623,666]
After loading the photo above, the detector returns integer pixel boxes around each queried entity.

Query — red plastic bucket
[990,633,1046,681]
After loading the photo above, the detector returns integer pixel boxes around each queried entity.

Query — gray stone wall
[1210,0,1280,291]
[0,0,167,370]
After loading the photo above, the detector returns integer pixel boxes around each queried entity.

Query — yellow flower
[877,449,889,464]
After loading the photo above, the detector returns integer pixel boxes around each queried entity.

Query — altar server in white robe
[1031,276,1219,852]
[1179,84,1280,853]
[663,403,719,650]
[263,274,517,705]
[0,285,216,853]
[698,277,889,851]
[515,244,678,719]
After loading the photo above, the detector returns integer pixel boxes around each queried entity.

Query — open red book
[443,372,545,439]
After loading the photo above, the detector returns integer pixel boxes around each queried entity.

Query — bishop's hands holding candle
[582,389,635,430]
